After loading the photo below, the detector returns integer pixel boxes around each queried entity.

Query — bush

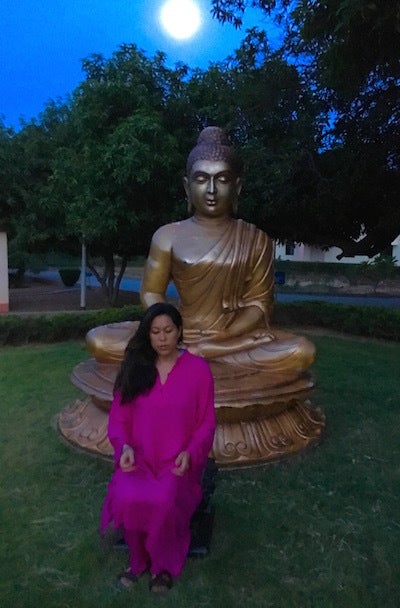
[58,268,81,287]
[274,259,400,284]
[272,301,400,341]
[0,305,144,346]
[357,255,399,289]
[1,302,399,346]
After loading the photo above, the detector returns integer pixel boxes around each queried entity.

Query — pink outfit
[100,350,215,577]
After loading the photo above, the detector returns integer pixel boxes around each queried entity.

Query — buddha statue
[59,127,325,466]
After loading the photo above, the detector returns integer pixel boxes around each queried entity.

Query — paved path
[276,292,400,309]
[29,270,400,309]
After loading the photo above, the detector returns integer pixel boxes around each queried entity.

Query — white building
[275,237,400,266]
[391,235,400,265]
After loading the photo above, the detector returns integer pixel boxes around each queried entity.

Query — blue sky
[0,0,277,130]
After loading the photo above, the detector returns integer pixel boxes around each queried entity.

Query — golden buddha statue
[59,127,325,466]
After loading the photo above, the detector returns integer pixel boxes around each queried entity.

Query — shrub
[272,301,400,341]
[357,255,399,290]
[0,305,144,346]
[58,268,81,287]
[1,302,399,346]
[274,259,400,285]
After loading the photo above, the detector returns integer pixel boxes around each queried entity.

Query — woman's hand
[172,451,190,476]
[119,444,135,472]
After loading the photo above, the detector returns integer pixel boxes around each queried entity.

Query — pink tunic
[100,350,216,577]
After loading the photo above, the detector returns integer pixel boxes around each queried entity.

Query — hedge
[0,305,144,346]
[274,259,400,283]
[272,301,400,342]
[1,301,400,346]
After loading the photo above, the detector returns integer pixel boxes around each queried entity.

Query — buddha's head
[184,127,243,218]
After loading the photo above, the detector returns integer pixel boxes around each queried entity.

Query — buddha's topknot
[186,126,243,176]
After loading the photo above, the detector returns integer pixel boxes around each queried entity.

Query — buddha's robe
[169,219,274,341]
[87,218,315,388]
[141,218,315,383]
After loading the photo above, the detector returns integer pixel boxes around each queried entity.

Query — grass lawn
[0,334,399,608]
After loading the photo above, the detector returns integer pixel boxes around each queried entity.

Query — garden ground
[8,275,141,313]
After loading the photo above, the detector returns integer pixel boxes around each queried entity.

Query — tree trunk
[111,256,128,306]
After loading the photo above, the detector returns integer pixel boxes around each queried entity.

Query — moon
[159,0,202,41]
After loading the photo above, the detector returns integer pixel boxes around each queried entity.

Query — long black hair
[114,303,183,404]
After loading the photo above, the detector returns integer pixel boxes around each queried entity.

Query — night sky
[0,0,276,130]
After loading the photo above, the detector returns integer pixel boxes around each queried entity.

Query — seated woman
[100,303,215,592]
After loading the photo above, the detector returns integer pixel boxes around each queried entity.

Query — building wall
[275,241,399,266]
[391,236,400,265]
[0,232,9,312]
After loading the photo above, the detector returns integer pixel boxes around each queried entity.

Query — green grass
[0,335,399,607]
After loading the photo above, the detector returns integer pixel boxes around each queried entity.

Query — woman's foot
[118,568,139,589]
[149,570,173,593]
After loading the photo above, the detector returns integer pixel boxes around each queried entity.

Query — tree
[44,46,184,304]
[287,1,400,256]
[0,121,17,233]
[211,0,281,28]
[2,47,188,304]
[182,28,321,243]
[0,101,75,279]
[211,1,400,258]
[9,1,399,286]
[4,101,77,265]
[7,37,320,285]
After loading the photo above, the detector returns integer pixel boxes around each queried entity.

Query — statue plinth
[58,334,325,467]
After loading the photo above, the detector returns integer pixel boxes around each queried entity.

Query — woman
[100,303,216,592]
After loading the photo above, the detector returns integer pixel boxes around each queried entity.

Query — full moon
[160,0,202,40]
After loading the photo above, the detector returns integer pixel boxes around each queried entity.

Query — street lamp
[80,239,87,309]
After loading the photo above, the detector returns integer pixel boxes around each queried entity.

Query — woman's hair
[114,303,183,404]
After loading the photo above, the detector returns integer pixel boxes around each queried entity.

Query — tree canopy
[3,40,322,303]
[2,2,400,304]
[211,0,400,257]
[4,47,187,303]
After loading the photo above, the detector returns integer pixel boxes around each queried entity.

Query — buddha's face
[184,160,242,219]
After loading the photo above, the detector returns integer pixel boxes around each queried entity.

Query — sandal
[118,568,139,589]
[149,570,173,593]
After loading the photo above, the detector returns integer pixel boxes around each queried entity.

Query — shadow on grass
[0,335,399,607]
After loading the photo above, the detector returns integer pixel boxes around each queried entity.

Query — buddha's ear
[232,178,242,215]
[183,176,193,213]
[183,176,189,198]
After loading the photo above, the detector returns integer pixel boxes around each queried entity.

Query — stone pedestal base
[58,395,325,467]
[213,400,325,466]
[58,397,113,457]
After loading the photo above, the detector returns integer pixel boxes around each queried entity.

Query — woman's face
[149,314,181,358]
